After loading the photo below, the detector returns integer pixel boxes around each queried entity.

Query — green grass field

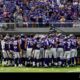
[0,65,80,72]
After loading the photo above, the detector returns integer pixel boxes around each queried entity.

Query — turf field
[0,66,80,72]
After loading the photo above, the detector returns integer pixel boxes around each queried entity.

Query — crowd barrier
[0,21,79,30]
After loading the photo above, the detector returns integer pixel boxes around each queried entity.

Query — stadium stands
[0,0,79,28]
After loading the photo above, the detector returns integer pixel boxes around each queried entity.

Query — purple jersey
[44,39,51,49]
[13,40,19,52]
[71,39,77,49]
[9,40,14,51]
[63,40,71,51]
[35,40,41,50]
[50,38,56,48]
[20,38,27,50]
[27,38,33,48]
[57,38,64,48]
[40,40,45,48]
[4,41,10,51]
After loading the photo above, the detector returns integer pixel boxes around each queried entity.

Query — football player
[1,37,7,66]
[0,35,2,63]
[44,37,51,67]
[70,34,77,66]
[39,37,45,67]
[27,37,34,66]
[20,34,27,66]
[13,35,22,67]
[50,35,57,66]
[9,37,14,66]
[57,34,64,66]
[33,37,41,67]
[63,37,71,67]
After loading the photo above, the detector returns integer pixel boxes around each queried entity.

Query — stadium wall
[0,27,80,36]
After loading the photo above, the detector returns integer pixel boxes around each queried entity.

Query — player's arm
[18,40,22,53]
[8,42,11,52]
[24,39,27,49]
[55,40,58,48]
[31,43,35,53]
[77,40,80,49]
[49,42,52,48]
[31,42,36,54]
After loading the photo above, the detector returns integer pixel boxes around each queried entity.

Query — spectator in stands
[59,16,66,27]
[0,0,78,27]
[37,16,43,27]
[13,6,23,27]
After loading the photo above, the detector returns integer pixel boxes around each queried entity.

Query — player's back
[71,39,77,49]
[57,38,64,48]
[4,40,10,51]
[9,40,14,51]
[27,38,33,48]
[64,39,71,51]
[13,40,19,52]
[1,40,5,50]
[35,40,41,50]
[20,37,27,50]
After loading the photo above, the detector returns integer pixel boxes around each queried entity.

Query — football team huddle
[0,33,79,67]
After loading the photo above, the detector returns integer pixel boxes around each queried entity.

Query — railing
[0,21,79,30]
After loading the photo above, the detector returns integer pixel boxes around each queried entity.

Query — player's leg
[71,49,75,66]
[7,50,14,66]
[22,50,26,66]
[45,49,49,67]
[18,51,23,67]
[32,49,36,67]
[30,50,33,66]
[36,50,40,67]
[5,51,9,66]
[57,48,60,66]
[53,48,57,66]
[25,49,28,66]
[7,51,12,66]
[29,48,32,66]
[63,51,67,66]
[42,48,45,67]
[20,50,24,66]
[39,48,42,66]
[48,49,52,67]
[59,48,64,66]
[43,49,45,67]
[9,51,13,66]
[2,50,8,66]
[25,48,29,66]
[44,49,49,67]
[6,51,9,66]
[33,50,39,67]
[31,50,36,67]
[66,51,71,67]
[0,50,2,64]
[50,48,54,66]
[14,52,18,67]
[11,51,14,66]
[30,49,34,66]
[26,48,31,66]
[74,49,78,65]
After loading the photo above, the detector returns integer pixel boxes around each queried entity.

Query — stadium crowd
[0,33,80,67]
[0,0,79,27]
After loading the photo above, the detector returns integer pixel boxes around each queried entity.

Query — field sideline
[0,65,80,72]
